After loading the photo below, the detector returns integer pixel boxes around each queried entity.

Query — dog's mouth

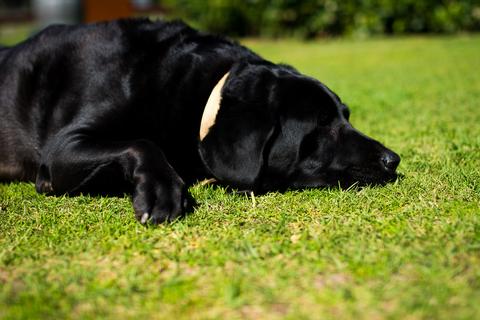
[255,165,398,193]
[301,164,399,188]
[343,166,399,187]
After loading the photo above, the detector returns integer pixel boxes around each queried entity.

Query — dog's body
[0,19,400,223]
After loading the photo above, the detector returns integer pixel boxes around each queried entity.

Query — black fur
[0,18,400,224]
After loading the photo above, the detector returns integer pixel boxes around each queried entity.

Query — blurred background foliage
[0,0,479,41]
[161,0,480,38]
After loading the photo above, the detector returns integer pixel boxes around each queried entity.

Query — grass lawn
[1,34,480,319]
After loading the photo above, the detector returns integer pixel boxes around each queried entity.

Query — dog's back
[0,42,36,181]
[0,19,258,183]
[0,21,140,181]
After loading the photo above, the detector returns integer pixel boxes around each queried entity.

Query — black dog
[0,19,400,224]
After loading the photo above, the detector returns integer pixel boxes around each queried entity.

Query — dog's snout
[381,151,400,172]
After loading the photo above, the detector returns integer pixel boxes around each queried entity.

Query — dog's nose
[381,151,400,172]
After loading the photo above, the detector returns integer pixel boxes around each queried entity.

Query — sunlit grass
[1,33,480,319]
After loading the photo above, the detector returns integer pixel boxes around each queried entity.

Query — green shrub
[161,0,480,38]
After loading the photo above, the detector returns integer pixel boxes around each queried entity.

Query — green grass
[1,34,480,319]
[0,24,36,46]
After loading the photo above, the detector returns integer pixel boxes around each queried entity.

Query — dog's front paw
[132,177,189,225]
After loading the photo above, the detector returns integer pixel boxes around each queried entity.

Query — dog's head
[199,61,400,192]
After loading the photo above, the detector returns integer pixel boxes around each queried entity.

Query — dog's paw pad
[37,181,53,194]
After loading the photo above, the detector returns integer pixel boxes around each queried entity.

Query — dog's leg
[36,135,188,224]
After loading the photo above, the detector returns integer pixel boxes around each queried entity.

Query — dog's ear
[199,62,277,190]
